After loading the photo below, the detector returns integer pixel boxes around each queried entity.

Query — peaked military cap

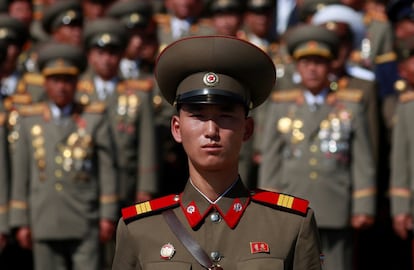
[83,18,128,50]
[0,14,28,47]
[246,0,275,12]
[106,0,153,29]
[387,0,414,23]
[155,36,276,109]
[311,4,365,49]
[38,42,87,77]
[285,24,339,60]
[299,0,340,22]
[41,0,83,33]
[209,0,245,14]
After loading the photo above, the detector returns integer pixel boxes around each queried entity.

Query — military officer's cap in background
[394,36,414,61]
[155,36,276,110]
[38,42,87,77]
[208,0,245,14]
[106,0,153,29]
[0,14,28,47]
[245,0,275,12]
[83,18,128,50]
[387,0,414,23]
[285,24,340,60]
[41,0,83,34]
[298,0,340,22]
[311,4,365,49]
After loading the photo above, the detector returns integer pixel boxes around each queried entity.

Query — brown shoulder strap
[162,209,222,269]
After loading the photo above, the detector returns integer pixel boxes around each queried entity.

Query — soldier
[258,25,376,270]
[8,42,118,270]
[206,0,245,37]
[112,35,323,270]
[41,0,83,47]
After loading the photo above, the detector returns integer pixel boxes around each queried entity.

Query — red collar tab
[182,201,214,228]
[218,198,250,229]
[251,189,309,215]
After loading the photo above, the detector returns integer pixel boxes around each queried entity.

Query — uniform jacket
[77,71,158,203]
[112,179,323,270]
[258,88,376,228]
[390,91,414,217]
[9,101,118,240]
[0,102,9,234]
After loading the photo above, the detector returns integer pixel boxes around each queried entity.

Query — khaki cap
[0,14,28,47]
[38,42,86,77]
[155,36,276,109]
[209,0,244,14]
[285,25,339,60]
[42,0,83,33]
[106,0,153,29]
[299,0,340,22]
[83,18,128,50]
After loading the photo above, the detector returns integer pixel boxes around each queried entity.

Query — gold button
[309,158,318,166]
[55,170,62,178]
[309,172,318,180]
[55,183,63,192]
[310,145,318,152]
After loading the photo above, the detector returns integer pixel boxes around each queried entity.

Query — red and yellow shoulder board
[23,73,44,86]
[117,79,154,93]
[122,194,180,223]
[18,103,46,116]
[11,93,32,105]
[77,80,94,94]
[336,89,363,103]
[251,189,309,215]
[154,13,170,25]
[271,89,302,103]
[399,91,414,103]
[83,102,106,114]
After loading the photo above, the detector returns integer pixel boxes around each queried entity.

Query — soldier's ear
[243,117,254,142]
[171,115,182,143]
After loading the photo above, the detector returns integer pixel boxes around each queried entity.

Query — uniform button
[210,212,222,223]
[55,170,63,178]
[310,145,318,153]
[309,158,318,166]
[55,183,63,192]
[309,172,318,180]
[210,251,222,262]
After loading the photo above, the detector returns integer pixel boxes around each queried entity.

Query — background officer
[9,42,118,270]
[258,25,376,270]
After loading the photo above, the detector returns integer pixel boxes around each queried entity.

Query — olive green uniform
[0,102,9,236]
[113,180,322,270]
[9,102,118,270]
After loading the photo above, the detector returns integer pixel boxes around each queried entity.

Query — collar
[180,178,250,229]
[303,88,329,106]
[49,102,73,120]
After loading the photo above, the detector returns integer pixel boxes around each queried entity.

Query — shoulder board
[251,189,309,215]
[336,89,363,102]
[154,13,170,25]
[118,79,154,93]
[83,102,106,114]
[77,80,94,94]
[366,9,388,22]
[375,51,397,64]
[122,194,180,223]
[11,94,32,105]
[23,73,44,86]
[18,103,46,116]
[399,91,414,103]
[0,112,6,126]
[271,89,302,102]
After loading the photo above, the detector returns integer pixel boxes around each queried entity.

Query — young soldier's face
[296,55,331,94]
[171,103,253,172]
[88,47,122,80]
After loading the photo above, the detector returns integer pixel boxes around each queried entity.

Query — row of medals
[31,124,93,181]
[116,94,139,134]
[277,110,352,156]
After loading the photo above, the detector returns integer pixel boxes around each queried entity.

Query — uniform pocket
[237,257,284,270]
[145,261,192,270]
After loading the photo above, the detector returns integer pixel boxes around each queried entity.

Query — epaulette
[251,189,309,216]
[154,13,170,25]
[77,80,94,94]
[23,73,44,86]
[83,102,106,114]
[365,9,388,23]
[10,94,32,105]
[375,51,397,64]
[0,112,6,126]
[271,89,302,103]
[117,79,154,93]
[336,89,363,103]
[122,194,180,223]
[18,103,46,117]
[399,91,414,103]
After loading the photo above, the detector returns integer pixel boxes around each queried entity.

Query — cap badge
[160,243,176,260]
[130,13,141,23]
[98,34,111,46]
[307,41,318,49]
[203,72,219,87]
